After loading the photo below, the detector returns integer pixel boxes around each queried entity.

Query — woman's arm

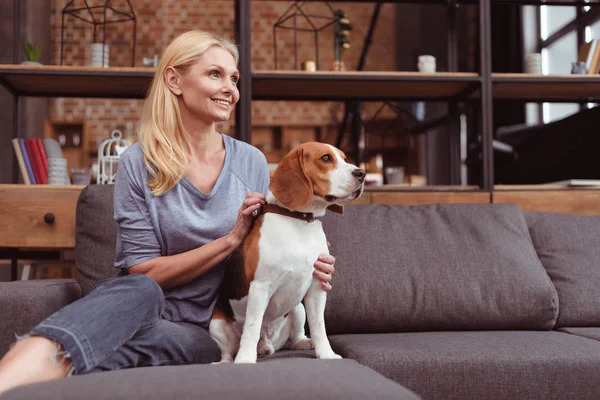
[129,192,265,289]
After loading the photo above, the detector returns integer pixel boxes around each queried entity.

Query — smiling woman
[139,30,241,197]
[0,30,337,395]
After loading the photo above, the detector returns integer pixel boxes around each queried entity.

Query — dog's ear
[326,204,344,215]
[269,146,313,210]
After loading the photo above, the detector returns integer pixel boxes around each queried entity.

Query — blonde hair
[138,30,239,196]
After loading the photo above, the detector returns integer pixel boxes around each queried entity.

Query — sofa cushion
[524,211,600,327]
[2,358,420,400]
[0,279,82,357]
[329,331,600,400]
[558,327,600,342]
[321,204,558,334]
[75,185,118,296]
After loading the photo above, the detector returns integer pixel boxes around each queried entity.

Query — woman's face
[176,46,240,124]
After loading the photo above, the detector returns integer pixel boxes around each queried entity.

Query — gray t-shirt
[113,134,270,328]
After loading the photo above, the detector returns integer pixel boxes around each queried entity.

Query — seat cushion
[558,327,600,342]
[2,358,420,400]
[75,185,118,296]
[524,211,600,327]
[329,331,600,400]
[322,204,558,334]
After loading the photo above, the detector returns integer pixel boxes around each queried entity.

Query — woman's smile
[212,98,230,108]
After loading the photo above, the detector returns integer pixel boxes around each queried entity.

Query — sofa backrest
[524,211,600,327]
[75,185,118,295]
[75,186,561,334]
[321,203,559,334]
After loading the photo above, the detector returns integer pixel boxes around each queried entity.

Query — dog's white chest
[230,214,328,323]
[260,214,327,313]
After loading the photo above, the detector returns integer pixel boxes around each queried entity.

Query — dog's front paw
[292,337,314,350]
[211,359,233,365]
[234,350,257,364]
[316,351,342,360]
[234,356,257,364]
[257,341,274,357]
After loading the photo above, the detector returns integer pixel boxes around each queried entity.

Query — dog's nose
[352,168,366,182]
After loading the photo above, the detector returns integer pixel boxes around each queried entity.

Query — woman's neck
[184,124,222,162]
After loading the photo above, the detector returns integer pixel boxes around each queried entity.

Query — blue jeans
[29,274,220,374]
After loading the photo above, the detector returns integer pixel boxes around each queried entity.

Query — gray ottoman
[3,358,420,400]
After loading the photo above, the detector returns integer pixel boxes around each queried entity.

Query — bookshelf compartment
[44,120,90,174]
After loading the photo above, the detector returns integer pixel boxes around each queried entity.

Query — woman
[0,30,335,395]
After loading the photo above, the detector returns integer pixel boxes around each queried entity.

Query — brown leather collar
[259,203,316,223]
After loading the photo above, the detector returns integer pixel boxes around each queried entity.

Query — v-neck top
[113,134,270,327]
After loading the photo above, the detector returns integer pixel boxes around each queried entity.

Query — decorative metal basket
[97,129,131,184]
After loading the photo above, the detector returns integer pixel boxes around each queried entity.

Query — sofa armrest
[0,279,82,356]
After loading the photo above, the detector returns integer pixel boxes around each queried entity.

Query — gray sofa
[2,185,600,399]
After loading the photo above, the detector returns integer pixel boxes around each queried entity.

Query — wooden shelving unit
[4,0,600,282]
[1,0,598,193]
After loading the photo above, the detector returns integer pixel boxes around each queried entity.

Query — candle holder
[273,1,352,71]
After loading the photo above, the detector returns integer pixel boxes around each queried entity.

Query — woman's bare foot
[0,336,72,396]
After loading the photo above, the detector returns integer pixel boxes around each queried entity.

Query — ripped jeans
[27,274,220,375]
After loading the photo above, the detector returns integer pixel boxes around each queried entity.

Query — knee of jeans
[128,273,165,309]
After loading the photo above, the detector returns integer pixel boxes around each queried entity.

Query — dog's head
[269,142,365,214]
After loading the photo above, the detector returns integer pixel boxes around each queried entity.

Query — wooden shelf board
[493,190,600,216]
[494,184,600,191]
[370,191,490,205]
[365,184,480,192]
[252,70,480,101]
[492,73,600,101]
[0,64,154,98]
[7,66,600,103]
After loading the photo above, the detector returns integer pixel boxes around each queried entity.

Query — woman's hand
[313,254,335,291]
[227,192,265,248]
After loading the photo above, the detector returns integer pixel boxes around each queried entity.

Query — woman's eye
[321,154,332,162]
[231,76,239,84]
[209,71,219,78]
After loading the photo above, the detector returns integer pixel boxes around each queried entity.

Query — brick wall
[50,0,397,155]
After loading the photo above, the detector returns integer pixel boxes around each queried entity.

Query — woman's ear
[164,67,182,96]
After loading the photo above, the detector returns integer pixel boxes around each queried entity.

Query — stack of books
[11,138,63,184]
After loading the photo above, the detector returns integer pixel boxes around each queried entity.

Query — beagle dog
[209,142,365,363]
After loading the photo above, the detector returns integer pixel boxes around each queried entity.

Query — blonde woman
[0,30,335,394]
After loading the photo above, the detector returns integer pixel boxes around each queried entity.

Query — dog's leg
[208,318,239,363]
[289,303,313,350]
[257,332,275,357]
[304,280,341,359]
[235,281,271,363]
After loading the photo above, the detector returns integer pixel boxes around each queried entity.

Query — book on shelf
[12,137,62,184]
[11,139,30,184]
[578,39,600,74]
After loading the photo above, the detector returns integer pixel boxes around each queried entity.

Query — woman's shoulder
[223,134,267,166]
[116,143,147,185]
[119,142,144,165]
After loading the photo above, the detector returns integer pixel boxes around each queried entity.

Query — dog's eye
[321,154,332,163]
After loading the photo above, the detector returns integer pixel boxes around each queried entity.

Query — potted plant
[22,41,42,65]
